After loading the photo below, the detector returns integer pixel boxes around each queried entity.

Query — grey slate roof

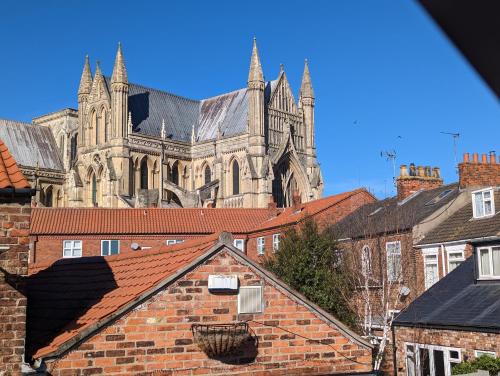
[108,78,277,143]
[0,119,64,171]
[393,256,500,332]
[333,183,460,239]
[419,190,500,245]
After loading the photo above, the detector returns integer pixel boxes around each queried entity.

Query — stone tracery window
[140,158,148,190]
[232,159,240,195]
[204,164,211,185]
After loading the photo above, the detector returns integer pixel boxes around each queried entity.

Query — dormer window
[477,246,500,279]
[472,188,494,218]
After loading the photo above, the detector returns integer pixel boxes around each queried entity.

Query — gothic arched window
[232,159,240,195]
[204,165,211,185]
[44,186,53,207]
[91,174,98,206]
[101,108,107,143]
[140,158,148,190]
[361,245,372,277]
[90,110,97,145]
[171,161,179,185]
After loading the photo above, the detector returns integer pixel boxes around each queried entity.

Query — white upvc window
[475,350,496,358]
[361,245,372,277]
[424,253,439,290]
[272,234,280,252]
[166,239,184,245]
[257,237,265,255]
[238,285,263,314]
[447,249,465,273]
[405,343,461,376]
[63,240,82,258]
[472,188,495,218]
[477,245,500,279]
[233,239,245,252]
[386,241,402,282]
[101,240,120,256]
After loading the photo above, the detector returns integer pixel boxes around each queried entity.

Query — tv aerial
[440,132,460,173]
[381,150,397,186]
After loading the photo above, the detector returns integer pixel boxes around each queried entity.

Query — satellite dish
[131,242,140,251]
[399,286,410,297]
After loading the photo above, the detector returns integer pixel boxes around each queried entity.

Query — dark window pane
[140,159,148,189]
[204,165,211,185]
[102,241,109,256]
[111,240,119,255]
[232,160,239,195]
[433,350,445,376]
[420,348,430,376]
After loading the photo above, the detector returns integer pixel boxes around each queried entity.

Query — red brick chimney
[459,152,500,188]
[396,163,443,200]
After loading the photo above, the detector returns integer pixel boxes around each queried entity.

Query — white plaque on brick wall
[208,275,238,291]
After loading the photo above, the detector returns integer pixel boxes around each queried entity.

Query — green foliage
[263,217,356,328]
[452,355,500,375]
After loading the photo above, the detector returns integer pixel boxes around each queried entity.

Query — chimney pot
[417,166,425,177]
[490,152,496,165]
[432,167,441,179]
[472,153,479,163]
[399,165,408,177]
[463,153,469,163]
[482,154,488,164]
[409,163,416,176]
[425,166,432,177]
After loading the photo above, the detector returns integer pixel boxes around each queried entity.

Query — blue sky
[0,0,498,198]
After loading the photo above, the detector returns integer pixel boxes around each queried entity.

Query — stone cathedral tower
[2,40,323,208]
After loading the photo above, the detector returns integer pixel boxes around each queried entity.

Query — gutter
[416,235,500,248]
[392,321,500,334]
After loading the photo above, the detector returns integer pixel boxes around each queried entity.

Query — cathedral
[0,40,323,208]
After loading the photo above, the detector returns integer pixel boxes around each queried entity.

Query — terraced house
[0,39,322,209]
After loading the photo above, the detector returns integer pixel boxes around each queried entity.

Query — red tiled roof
[251,188,375,232]
[27,234,220,359]
[30,207,273,235]
[0,138,30,190]
[30,189,374,236]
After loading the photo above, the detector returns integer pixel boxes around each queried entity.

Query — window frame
[63,240,82,258]
[386,241,402,282]
[272,234,280,252]
[257,237,265,255]
[447,249,465,273]
[474,350,496,358]
[101,239,120,256]
[472,188,495,219]
[361,245,372,277]
[233,238,245,252]
[476,245,500,279]
[237,285,263,314]
[423,251,439,290]
[405,342,462,376]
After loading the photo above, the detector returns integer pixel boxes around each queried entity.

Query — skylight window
[425,189,454,206]
[472,188,495,218]
[398,189,423,206]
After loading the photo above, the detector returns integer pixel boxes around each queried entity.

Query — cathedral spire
[94,60,103,81]
[78,55,93,95]
[111,42,128,84]
[300,59,314,99]
[248,38,264,84]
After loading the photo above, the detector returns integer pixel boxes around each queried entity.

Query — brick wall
[31,234,204,265]
[459,152,500,188]
[394,326,500,376]
[0,201,31,376]
[42,250,373,375]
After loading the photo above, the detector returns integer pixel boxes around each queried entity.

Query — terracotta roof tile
[27,235,219,359]
[251,188,375,231]
[0,138,30,190]
[30,207,273,235]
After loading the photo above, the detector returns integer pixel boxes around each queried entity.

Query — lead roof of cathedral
[0,119,64,171]
[105,78,278,143]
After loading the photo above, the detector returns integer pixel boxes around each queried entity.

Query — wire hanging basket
[191,322,250,356]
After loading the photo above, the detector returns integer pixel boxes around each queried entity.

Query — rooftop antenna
[440,131,460,174]
[381,150,397,187]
